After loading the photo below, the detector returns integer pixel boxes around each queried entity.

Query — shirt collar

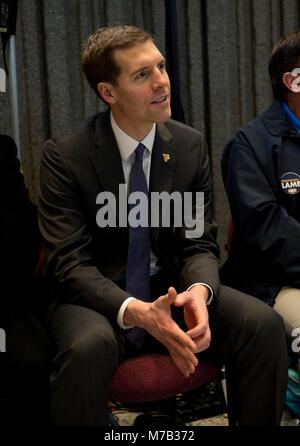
[281,101,300,133]
[110,112,156,161]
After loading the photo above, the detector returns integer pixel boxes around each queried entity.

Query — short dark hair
[269,30,300,100]
[81,25,153,99]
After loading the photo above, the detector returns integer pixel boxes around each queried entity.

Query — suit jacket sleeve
[38,138,130,321]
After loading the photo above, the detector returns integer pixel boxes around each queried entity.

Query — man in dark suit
[38,25,288,426]
[0,134,50,424]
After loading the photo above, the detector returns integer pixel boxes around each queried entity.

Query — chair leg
[220,367,227,405]
[217,369,236,427]
[217,367,236,426]
[133,396,186,427]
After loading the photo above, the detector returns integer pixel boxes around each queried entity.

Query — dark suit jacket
[39,110,220,321]
[0,135,40,323]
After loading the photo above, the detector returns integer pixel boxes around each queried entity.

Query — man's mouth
[151,95,168,104]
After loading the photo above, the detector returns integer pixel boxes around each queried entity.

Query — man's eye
[136,71,147,80]
[158,62,166,71]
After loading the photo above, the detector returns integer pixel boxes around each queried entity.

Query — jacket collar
[262,100,299,137]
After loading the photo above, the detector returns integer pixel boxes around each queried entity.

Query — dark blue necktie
[125,143,151,348]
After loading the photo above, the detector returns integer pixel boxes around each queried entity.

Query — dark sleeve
[38,139,130,321]
[222,135,300,285]
[0,135,40,313]
[178,133,220,295]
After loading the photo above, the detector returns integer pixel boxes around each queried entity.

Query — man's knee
[247,301,285,339]
[218,286,286,342]
[68,322,120,366]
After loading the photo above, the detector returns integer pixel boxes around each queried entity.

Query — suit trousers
[49,285,288,426]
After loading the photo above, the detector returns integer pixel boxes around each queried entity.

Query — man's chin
[154,109,172,123]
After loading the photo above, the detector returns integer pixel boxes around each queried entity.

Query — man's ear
[97,82,116,104]
[283,68,300,93]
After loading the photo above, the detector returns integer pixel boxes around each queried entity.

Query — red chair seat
[111,353,219,403]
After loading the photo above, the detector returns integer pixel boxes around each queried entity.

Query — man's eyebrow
[130,58,166,77]
[130,66,149,77]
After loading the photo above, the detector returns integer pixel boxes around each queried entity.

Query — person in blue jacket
[221,31,300,369]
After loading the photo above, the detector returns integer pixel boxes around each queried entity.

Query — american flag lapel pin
[162,153,170,163]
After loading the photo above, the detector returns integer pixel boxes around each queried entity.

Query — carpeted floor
[110,377,300,427]
[112,409,299,427]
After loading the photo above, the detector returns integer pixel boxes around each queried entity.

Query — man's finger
[186,324,206,339]
[167,286,177,304]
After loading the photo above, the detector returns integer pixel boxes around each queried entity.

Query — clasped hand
[126,285,211,377]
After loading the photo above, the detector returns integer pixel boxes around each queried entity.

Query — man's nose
[152,67,168,89]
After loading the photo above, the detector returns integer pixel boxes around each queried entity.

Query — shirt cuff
[117,297,136,329]
[187,282,214,305]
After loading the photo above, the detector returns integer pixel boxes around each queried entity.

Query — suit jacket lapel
[89,110,126,233]
[150,123,177,248]
[149,122,177,193]
[89,110,125,194]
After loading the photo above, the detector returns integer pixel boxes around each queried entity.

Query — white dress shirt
[110,112,213,329]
